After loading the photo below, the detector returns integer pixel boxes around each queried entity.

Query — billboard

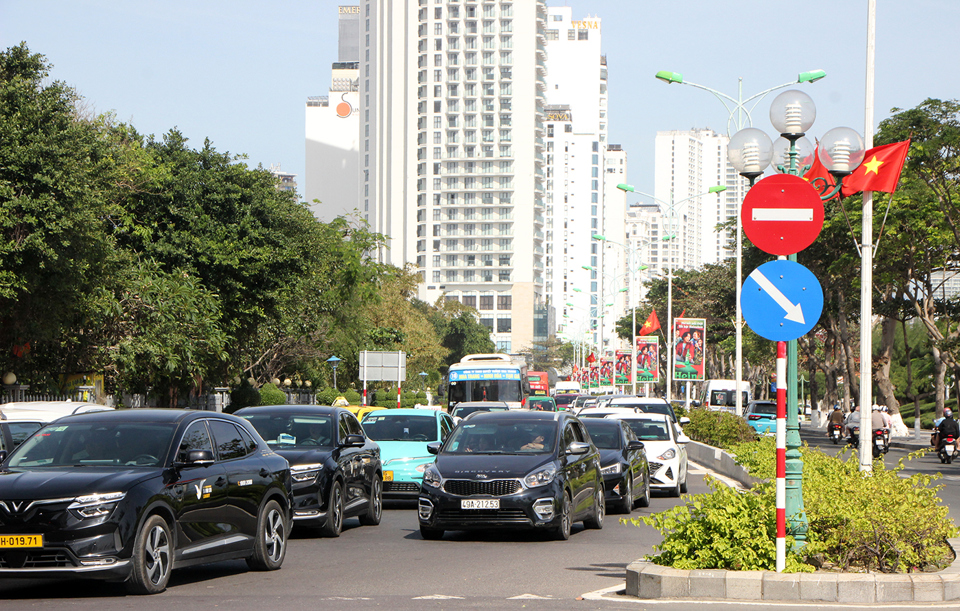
[673,318,706,382]
[636,336,660,383]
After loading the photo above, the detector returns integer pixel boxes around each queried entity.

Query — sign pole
[775,341,787,572]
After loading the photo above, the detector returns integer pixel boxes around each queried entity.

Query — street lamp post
[616,184,726,403]
[727,89,865,552]
[327,355,342,391]
[655,69,826,418]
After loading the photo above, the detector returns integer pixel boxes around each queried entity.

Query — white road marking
[412,595,465,600]
[508,594,555,599]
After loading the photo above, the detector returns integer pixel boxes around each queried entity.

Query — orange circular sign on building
[336,94,352,118]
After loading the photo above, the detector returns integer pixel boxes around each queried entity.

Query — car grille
[436,508,528,523]
[0,549,74,569]
[443,479,521,497]
[384,482,420,493]
[648,462,663,474]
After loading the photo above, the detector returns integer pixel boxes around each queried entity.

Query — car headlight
[422,465,442,488]
[600,462,621,476]
[658,448,677,460]
[415,462,430,473]
[291,463,324,482]
[523,464,557,488]
[68,492,126,519]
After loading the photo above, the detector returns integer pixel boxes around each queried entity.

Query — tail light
[748,415,761,420]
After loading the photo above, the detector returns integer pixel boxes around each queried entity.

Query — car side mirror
[627,440,645,451]
[342,434,366,447]
[177,449,215,467]
[679,417,691,425]
[565,441,590,456]
[0,450,7,463]
[690,400,701,407]
[676,434,691,444]
[426,442,442,455]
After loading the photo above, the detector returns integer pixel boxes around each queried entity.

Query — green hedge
[682,407,757,449]
[258,383,286,406]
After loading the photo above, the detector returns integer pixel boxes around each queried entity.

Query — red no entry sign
[742,174,824,256]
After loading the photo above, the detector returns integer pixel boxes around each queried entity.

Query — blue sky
[3,1,957,198]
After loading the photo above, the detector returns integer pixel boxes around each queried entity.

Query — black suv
[0,410,292,594]
[418,410,603,540]
[235,405,383,537]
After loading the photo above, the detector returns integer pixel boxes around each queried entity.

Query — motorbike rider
[870,404,888,451]
[880,405,893,445]
[843,405,860,440]
[827,405,845,437]
[935,408,960,452]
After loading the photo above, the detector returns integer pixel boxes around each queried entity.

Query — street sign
[742,174,824,256]
[741,260,823,342]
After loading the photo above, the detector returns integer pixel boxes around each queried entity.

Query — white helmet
[946,409,954,418]
[872,404,880,411]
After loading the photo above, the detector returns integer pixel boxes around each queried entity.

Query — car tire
[617,476,632,515]
[680,474,688,494]
[358,476,383,526]
[551,492,572,540]
[420,525,444,540]
[246,499,287,571]
[127,514,173,595]
[584,486,604,529]
[670,479,681,498]
[322,480,344,537]
[636,472,650,508]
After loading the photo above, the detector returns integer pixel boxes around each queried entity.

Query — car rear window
[623,420,670,441]
[751,403,777,415]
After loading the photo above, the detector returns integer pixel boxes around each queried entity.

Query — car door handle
[260,468,270,478]
[216,477,226,486]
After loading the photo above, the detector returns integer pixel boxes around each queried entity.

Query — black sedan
[235,405,382,537]
[0,409,292,594]
[418,410,604,541]
[581,418,650,514]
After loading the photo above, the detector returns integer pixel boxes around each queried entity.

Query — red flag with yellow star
[841,140,910,197]
[638,309,660,335]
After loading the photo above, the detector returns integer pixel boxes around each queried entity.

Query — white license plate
[875,438,884,446]
[946,444,955,452]
[461,499,499,510]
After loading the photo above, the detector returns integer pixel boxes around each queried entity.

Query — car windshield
[583,424,621,450]
[623,420,671,442]
[554,395,577,407]
[527,398,556,411]
[241,414,334,447]
[362,414,438,442]
[7,422,176,468]
[445,421,558,455]
[751,403,777,415]
[609,401,672,418]
[452,404,508,419]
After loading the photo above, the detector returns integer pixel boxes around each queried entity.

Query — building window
[497,315,512,332]
[463,295,477,308]
[479,295,494,310]
[498,295,512,310]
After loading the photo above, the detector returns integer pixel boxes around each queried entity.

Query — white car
[604,413,689,497]
[578,398,691,428]
[0,401,113,423]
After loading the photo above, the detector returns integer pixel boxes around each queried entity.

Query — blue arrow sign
[741,260,823,342]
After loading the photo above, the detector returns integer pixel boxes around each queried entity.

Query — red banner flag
[841,140,910,197]
[802,146,839,200]
[586,352,596,364]
[638,309,660,335]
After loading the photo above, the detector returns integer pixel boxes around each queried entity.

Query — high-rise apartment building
[305,6,361,222]
[653,128,745,272]
[361,0,549,354]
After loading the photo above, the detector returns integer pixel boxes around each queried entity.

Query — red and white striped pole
[397,380,402,409]
[775,340,787,572]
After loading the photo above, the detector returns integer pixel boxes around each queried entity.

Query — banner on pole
[599,357,613,387]
[636,336,660,383]
[673,318,706,382]
[615,351,631,385]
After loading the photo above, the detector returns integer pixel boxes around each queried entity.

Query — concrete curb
[627,439,959,602]
[625,538,960,602]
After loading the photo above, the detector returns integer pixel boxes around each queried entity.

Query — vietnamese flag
[638,309,660,335]
[841,140,910,197]
[803,146,839,200]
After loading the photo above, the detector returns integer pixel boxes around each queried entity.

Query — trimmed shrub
[226,380,260,413]
[683,407,757,449]
[317,387,337,406]
[344,389,362,405]
[258,382,286,406]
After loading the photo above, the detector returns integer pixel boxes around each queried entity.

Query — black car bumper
[417,480,564,531]
[601,473,627,504]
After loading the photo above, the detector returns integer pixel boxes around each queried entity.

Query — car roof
[454,401,509,408]
[234,404,348,417]
[363,408,440,418]
[464,409,563,423]
[582,418,625,430]
[608,397,669,406]
[604,412,670,423]
[54,408,228,424]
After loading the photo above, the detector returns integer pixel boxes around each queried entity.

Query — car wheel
[584,487,604,529]
[636,472,650,508]
[551,492,572,540]
[359,475,383,526]
[322,480,344,537]
[617,476,632,515]
[680,473,688,494]
[670,479,681,498]
[246,499,287,571]
[420,526,444,540]
[127,514,172,595]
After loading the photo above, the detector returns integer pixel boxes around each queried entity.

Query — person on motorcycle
[880,405,893,445]
[827,405,844,437]
[843,405,860,439]
[935,409,960,452]
[871,404,888,452]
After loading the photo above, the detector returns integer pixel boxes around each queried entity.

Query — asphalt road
[2,426,958,610]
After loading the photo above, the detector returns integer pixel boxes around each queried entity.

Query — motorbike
[939,435,960,464]
[847,426,859,448]
[872,429,889,458]
[829,422,843,444]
